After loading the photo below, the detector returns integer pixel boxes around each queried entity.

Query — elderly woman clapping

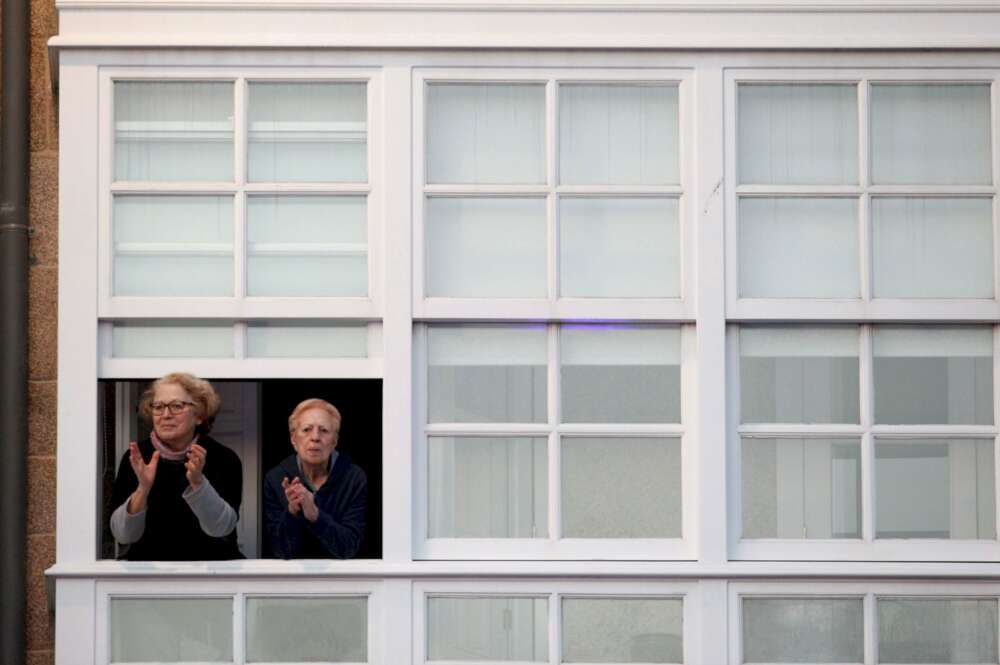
[263,398,367,559]
[110,372,243,560]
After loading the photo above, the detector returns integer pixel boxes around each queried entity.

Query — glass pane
[875,439,996,539]
[739,197,859,298]
[428,325,546,423]
[427,596,548,661]
[246,323,367,358]
[115,81,233,182]
[873,197,993,299]
[245,596,367,663]
[113,196,233,297]
[559,83,679,185]
[740,326,860,424]
[426,83,545,184]
[246,196,367,297]
[560,325,681,423]
[878,598,998,664]
[562,597,683,664]
[112,322,233,358]
[742,438,862,539]
[428,437,547,538]
[248,82,366,183]
[426,197,547,298]
[738,84,858,185]
[742,597,863,664]
[110,597,233,663]
[873,326,993,425]
[559,197,680,298]
[562,437,681,538]
[871,84,991,185]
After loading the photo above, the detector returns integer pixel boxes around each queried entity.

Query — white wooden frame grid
[96,320,385,378]
[97,67,385,322]
[728,580,1000,665]
[724,68,1000,322]
[93,578,383,665]
[728,323,1000,561]
[412,580,699,665]
[412,323,696,560]
[411,67,696,322]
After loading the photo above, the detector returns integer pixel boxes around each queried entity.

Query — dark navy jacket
[263,451,367,559]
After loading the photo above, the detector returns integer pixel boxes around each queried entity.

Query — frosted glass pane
[428,437,547,538]
[562,437,681,538]
[248,82,366,183]
[561,325,681,423]
[245,597,367,663]
[246,196,367,297]
[428,325,547,423]
[113,196,233,297]
[115,81,233,182]
[873,197,993,298]
[878,598,998,664]
[740,326,860,424]
[739,197,859,298]
[742,598,863,663]
[426,197,546,298]
[871,84,991,185]
[742,438,861,539]
[426,83,545,184]
[562,598,683,663]
[246,323,367,358]
[112,322,233,358]
[110,597,232,663]
[559,197,680,298]
[559,84,679,185]
[427,596,548,661]
[875,439,996,539]
[738,84,858,185]
[873,326,993,425]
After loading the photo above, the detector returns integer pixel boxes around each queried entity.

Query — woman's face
[291,407,339,468]
[151,382,203,449]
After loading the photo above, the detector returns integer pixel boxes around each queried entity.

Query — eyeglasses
[151,400,195,415]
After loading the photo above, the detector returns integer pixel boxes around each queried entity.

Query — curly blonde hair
[138,372,221,434]
[288,398,342,435]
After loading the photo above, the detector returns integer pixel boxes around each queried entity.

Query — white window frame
[729,580,1000,665]
[724,68,1000,321]
[412,323,697,560]
[728,323,1000,561]
[411,67,696,322]
[413,579,700,665]
[93,578,383,665]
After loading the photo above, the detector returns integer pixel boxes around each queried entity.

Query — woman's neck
[299,459,329,489]
[151,432,197,460]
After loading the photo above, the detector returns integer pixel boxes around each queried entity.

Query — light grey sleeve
[183,478,238,537]
[110,500,146,544]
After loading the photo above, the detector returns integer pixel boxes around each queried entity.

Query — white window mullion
[233,321,246,360]
[864,591,876,665]
[233,592,245,665]
[546,79,558,303]
[860,324,875,543]
[858,77,872,302]
[548,592,559,665]
[548,323,561,541]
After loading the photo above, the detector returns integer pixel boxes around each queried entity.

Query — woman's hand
[127,441,159,514]
[185,443,207,490]
[283,477,319,522]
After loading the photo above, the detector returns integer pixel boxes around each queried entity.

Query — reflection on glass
[562,597,683,663]
[112,322,234,358]
[562,437,681,538]
[878,598,998,664]
[561,325,680,424]
[873,326,993,425]
[742,597,863,664]
[429,437,547,538]
[740,326,859,424]
[428,325,547,423]
[246,323,367,358]
[742,438,861,539]
[875,439,996,540]
[110,597,233,663]
[246,597,367,663]
[427,596,548,661]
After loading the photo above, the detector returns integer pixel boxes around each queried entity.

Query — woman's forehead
[297,407,336,427]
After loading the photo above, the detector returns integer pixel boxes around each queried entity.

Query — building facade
[41,2,1000,664]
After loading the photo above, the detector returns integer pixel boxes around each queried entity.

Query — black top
[263,452,367,559]
[110,435,244,561]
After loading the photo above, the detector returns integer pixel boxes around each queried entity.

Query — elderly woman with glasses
[109,372,244,560]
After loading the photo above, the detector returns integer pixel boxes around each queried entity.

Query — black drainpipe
[0,0,30,656]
